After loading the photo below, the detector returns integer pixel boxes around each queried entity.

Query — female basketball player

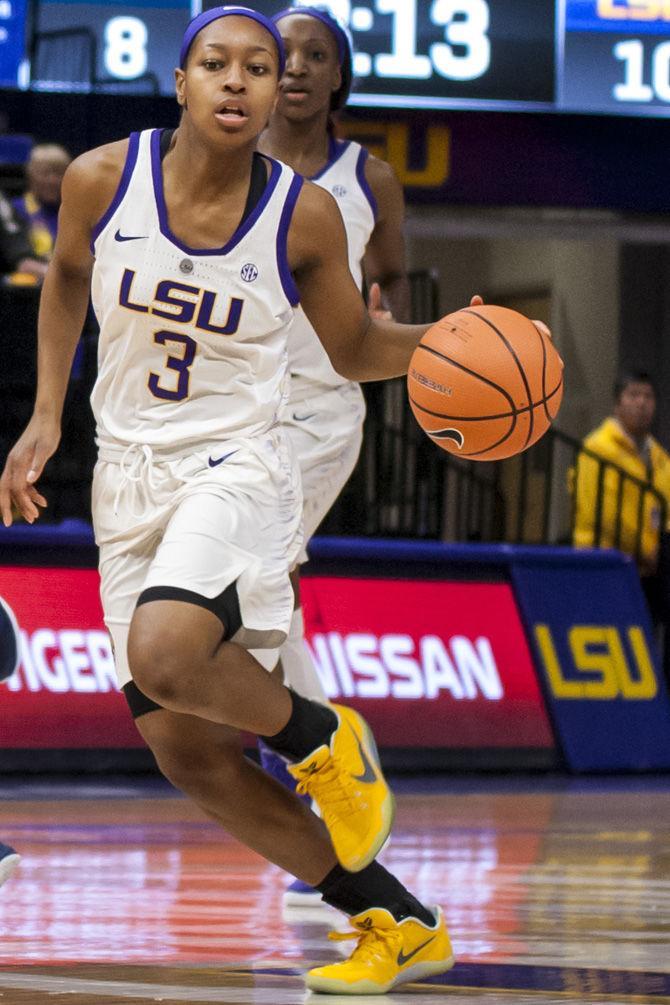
[0,8,455,993]
[255,5,410,906]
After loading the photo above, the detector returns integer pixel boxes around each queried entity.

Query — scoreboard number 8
[104,16,148,80]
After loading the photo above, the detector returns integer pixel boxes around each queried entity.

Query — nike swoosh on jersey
[114,230,148,242]
[350,724,378,784]
[208,450,239,468]
[397,936,437,967]
[291,412,317,422]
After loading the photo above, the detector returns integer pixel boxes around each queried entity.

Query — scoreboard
[563,0,670,115]
[2,0,670,116]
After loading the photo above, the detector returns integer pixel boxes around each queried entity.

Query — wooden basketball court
[1,775,669,1004]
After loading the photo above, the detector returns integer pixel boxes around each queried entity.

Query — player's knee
[127,616,193,708]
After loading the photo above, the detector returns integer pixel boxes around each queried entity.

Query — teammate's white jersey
[288,138,376,402]
[90,128,303,456]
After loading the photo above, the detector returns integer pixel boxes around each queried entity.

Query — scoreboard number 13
[308,0,492,82]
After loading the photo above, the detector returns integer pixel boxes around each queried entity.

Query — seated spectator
[12,143,71,261]
[572,371,670,625]
[0,191,46,283]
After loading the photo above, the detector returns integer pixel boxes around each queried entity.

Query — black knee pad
[135,581,242,637]
[126,582,244,718]
[123,679,164,719]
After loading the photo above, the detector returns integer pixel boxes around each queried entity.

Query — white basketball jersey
[288,139,376,402]
[90,129,303,454]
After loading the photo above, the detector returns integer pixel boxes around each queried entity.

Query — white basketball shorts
[284,381,365,563]
[93,430,303,689]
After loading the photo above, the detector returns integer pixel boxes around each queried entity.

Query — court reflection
[0,780,669,1003]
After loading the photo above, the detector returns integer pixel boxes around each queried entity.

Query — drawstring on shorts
[113,444,160,518]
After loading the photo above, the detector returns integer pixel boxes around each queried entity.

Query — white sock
[280,608,329,704]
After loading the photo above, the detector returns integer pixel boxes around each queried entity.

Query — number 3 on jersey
[148,330,196,401]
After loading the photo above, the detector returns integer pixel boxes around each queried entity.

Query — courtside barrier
[1,525,669,771]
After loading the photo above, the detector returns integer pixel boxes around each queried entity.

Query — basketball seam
[461,376,564,458]
[414,341,519,455]
[463,309,535,448]
[414,342,518,415]
[537,325,551,425]
[408,378,563,423]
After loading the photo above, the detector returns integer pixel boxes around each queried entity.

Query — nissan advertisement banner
[301,577,554,749]
[0,564,554,750]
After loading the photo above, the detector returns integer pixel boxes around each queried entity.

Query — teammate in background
[13,144,72,262]
[256,5,409,907]
[0,595,22,889]
[0,8,456,993]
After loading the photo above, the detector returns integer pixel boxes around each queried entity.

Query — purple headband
[179,6,286,74]
[273,6,349,67]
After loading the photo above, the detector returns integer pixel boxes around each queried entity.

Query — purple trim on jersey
[90,131,140,254]
[273,7,347,66]
[179,6,285,74]
[355,146,377,222]
[276,172,304,307]
[309,136,349,181]
[150,128,282,257]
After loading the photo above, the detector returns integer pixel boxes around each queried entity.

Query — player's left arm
[290,182,431,382]
[362,156,410,323]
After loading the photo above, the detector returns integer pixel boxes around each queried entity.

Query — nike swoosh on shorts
[208,450,239,468]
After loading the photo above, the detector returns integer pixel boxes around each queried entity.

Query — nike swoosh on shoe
[397,936,437,967]
[349,724,378,784]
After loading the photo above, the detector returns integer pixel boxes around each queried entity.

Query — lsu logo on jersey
[118,268,246,402]
[118,268,244,336]
[535,623,658,700]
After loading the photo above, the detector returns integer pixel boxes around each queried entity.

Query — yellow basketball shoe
[306,905,454,995]
[287,704,394,873]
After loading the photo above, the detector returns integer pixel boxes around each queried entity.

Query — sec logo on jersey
[240,263,259,283]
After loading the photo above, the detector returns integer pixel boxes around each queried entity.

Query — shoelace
[328,925,403,964]
[295,758,362,821]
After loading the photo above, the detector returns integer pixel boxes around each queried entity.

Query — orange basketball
[407,305,564,461]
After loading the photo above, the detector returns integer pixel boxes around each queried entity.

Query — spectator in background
[0,191,47,283]
[12,143,70,262]
[572,371,670,628]
[13,144,87,390]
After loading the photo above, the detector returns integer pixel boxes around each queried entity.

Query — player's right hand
[0,416,61,527]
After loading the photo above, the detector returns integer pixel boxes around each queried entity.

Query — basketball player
[0,8,456,993]
[257,7,485,909]
[255,5,410,907]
